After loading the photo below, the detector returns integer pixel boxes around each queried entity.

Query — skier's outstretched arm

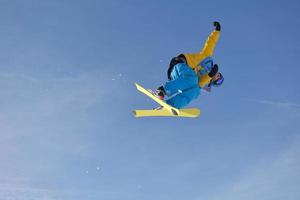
[201,21,221,57]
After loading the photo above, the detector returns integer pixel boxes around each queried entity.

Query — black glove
[213,21,221,31]
[208,64,219,77]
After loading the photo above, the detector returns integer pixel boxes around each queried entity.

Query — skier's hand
[213,21,221,31]
[208,64,219,78]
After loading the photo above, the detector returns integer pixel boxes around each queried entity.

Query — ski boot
[148,86,165,101]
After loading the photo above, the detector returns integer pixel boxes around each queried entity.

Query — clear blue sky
[0,0,299,199]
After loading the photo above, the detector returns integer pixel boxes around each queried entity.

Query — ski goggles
[212,73,224,87]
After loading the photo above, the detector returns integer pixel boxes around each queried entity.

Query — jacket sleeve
[201,30,220,57]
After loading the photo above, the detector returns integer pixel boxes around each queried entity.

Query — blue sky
[0,0,300,199]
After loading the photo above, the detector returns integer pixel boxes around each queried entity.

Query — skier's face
[212,72,221,81]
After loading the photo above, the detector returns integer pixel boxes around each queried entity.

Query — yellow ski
[134,83,200,118]
[133,108,200,118]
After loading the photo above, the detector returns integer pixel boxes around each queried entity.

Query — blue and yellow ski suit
[164,30,220,108]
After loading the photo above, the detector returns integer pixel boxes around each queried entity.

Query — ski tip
[132,110,137,117]
[135,83,142,89]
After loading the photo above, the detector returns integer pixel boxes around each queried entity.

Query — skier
[154,21,224,109]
